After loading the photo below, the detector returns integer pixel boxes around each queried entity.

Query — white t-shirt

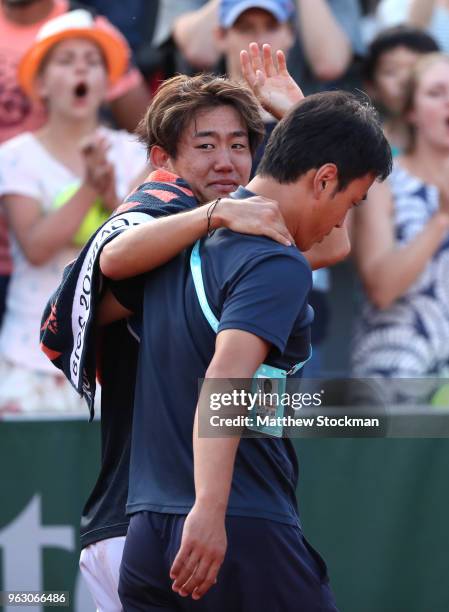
[0,127,147,373]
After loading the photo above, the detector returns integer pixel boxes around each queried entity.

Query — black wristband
[206,197,221,238]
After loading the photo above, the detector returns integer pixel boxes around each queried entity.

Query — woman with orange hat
[0,9,147,413]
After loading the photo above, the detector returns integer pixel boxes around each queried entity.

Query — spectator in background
[0,0,149,141]
[364,26,439,155]
[153,0,364,93]
[375,0,449,53]
[216,1,294,136]
[0,0,150,331]
[0,9,148,413]
[352,53,449,392]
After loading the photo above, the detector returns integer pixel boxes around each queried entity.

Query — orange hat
[18,9,129,98]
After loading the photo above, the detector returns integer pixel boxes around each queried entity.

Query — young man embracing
[116,86,391,610]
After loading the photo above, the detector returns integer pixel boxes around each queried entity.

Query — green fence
[0,421,448,611]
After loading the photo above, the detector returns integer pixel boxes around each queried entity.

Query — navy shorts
[119,511,339,612]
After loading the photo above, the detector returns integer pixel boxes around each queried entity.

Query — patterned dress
[352,163,449,392]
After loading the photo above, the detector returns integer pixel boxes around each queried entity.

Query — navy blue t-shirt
[128,189,314,526]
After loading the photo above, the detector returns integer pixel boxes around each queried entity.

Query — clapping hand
[81,133,118,211]
[240,43,304,120]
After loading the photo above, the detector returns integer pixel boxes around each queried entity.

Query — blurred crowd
[0,0,448,414]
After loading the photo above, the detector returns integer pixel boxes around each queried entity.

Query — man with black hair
[117,90,392,611]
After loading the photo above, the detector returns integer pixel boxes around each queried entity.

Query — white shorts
[79,536,126,612]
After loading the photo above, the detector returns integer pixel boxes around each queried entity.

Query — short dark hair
[258,91,392,190]
[363,25,439,82]
[136,74,265,158]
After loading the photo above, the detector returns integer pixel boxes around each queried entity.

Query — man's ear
[312,163,339,199]
[150,145,172,170]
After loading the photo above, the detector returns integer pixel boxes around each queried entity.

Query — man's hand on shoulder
[214,195,294,246]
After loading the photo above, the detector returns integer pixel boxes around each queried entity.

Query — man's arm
[98,192,293,324]
[97,289,133,326]
[172,0,221,69]
[296,0,354,81]
[170,329,270,600]
[98,214,348,328]
[100,196,294,280]
[170,251,310,599]
[353,180,449,309]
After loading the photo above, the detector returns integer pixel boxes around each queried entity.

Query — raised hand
[240,43,304,120]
